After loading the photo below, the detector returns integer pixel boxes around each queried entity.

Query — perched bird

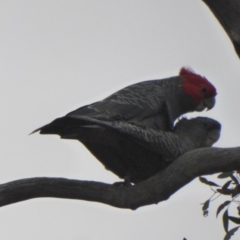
[33,116,221,183]
[57,116,220,183]
[34,67,217,134]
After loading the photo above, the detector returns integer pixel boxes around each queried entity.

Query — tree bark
[202,0,240,58]
[1,147,240,209]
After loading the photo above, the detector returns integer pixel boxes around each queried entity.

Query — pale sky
[1,1,240,239]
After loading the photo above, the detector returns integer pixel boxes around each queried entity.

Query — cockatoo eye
[201,87,207,93]
[203,123,208,128]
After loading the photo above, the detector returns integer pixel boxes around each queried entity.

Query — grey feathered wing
[67,80,172,130]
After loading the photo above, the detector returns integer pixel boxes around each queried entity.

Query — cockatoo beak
[206,129,221,147]
[204,97,216,111]
[195,97,216,112]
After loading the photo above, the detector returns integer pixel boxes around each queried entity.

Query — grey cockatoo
[58,116,220,183]
[33,67,217,134]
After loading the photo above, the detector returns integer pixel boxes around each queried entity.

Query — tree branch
[202,0,240,59]
[1,147,240,209]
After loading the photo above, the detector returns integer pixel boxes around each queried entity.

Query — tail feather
[31,117,89,136]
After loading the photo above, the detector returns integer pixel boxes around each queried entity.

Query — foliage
[200,172,240,240]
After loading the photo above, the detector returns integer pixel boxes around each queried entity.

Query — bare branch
[1,147,240,209]
[202,0,240,58]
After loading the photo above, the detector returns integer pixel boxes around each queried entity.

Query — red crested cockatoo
[33,67,217,134]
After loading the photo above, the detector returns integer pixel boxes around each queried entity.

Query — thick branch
[202,0,240,58]
[1,147,240,209]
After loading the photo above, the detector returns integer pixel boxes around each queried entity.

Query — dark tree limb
[1,147,240,209]
[202,0,240,58]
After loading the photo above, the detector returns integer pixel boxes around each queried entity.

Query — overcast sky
[1,1,240,239]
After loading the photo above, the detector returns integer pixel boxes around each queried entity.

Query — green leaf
[218,172,234,179]
[224,226,239,240]
[230,175,239,185]
[199,177,219,187]
[202,200,209,217]
[216,201,231,217]
[228,216,240,224]
[223,180,232,189]
[223,209,229,233]
[217,188,233,195]
[202,200,209,211]
[232,185,240,197]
